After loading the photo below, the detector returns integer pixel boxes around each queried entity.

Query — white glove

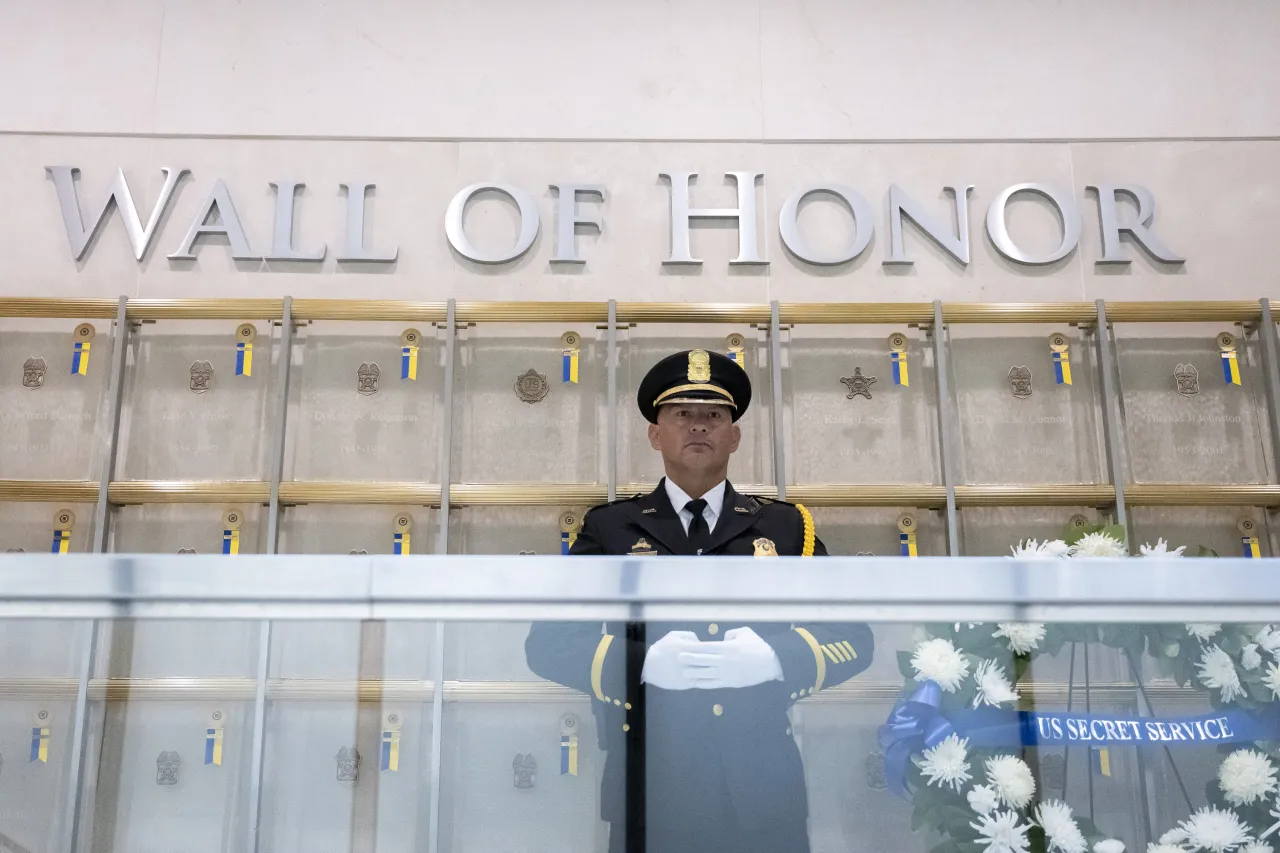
[677,627,784,689]
[641,631,702,690]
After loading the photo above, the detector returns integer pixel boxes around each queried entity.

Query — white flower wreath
[889,526,1280,853]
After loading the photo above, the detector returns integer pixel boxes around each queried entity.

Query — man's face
[648,404,740,474]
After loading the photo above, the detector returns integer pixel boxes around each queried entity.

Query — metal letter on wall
[336,181,399,262]
[985,183,1080,266]
[1087,184,1184,265]
[660,171,766,265]
[549,183,606,263]
[778,184,876,266]
[884,184,974,266]
[266,181,326,262]
[46,166,189,261]
[168,179,261,261]
[445,183,541,264]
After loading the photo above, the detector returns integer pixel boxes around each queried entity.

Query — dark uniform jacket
[525,480,874,853]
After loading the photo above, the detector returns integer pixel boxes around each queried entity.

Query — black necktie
[684,498,710,554]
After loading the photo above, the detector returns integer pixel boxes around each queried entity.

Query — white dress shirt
[663,478,726,535]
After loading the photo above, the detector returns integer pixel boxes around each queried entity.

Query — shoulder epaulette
[584,493,642,514]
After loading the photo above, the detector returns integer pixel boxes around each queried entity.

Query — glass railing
[1,554,1278,853]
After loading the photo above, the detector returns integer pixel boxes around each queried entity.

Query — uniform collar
[663,478,727,523]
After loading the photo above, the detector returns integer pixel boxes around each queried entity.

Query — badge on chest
[753,538,778,557]
[629,538,657,556]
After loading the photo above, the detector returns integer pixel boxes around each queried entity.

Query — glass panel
[278,505,437,555]
[952,328,1105,484]
[116,328,275,481]
[0,501,96,553]
[0,326,111,480]
[958,506,1109,555]
[455,327,601,483]
[109,504,266,554]
[1116,327,1270,483]
[287,323,444,482]
[786,329,940,485]
[619,327,771,488]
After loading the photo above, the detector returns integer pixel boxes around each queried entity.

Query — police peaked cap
[637,349,752,424]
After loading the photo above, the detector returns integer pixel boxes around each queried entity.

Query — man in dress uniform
[526,349,874,853]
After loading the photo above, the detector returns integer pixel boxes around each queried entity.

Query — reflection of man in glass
[526,350,874,853]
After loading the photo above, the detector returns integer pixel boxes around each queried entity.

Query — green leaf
[898,649,917,680]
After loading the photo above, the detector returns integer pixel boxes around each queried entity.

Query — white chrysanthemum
[1243,645,1264,671]
[919,733,972,792]
[1242,842,1274,853]
[1177,806,1253,853]
[1264,663,1280,701]
[970,809,1031,853]
[1198,645,1246,704]
[911,637,970,693]
[1069,532,1127,557]
[985,754,1037,809]
[1161,828,1188,845]
[1187,623,1224,642]
[1147,845,1183,853]
[1140,538,1186,557]
[1010,539,1067,559]
[1219,750,1278,807]
[1094,841,1125,853]
[1257,626,1280,656]
[973,659,1020,708]
[1035,800,1087,853]
[994,623,1047,654]
[968,784,1000,814]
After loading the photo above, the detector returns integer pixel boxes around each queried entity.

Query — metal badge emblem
[687,349,711,382]
[22,357,46,390]
[840,368,876,400]
[357,362,380,396]
[177,548,196,554]
[1175,363,1200,397]
[513,753,537,789]
[5,548,23,553]
[855,551,875,556]
[156,751,180,786]
[515,368,549,403]
[865,750,889,791]
[336,747,360,782]
[1009,366,1033,399]
[753,538,778,557]
[189,360,214,394]
[518,550,537,555]
[349,548,368,555]
[628,538,656,556]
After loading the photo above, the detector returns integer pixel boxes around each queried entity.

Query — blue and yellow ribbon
[1220,332,1242,386]
[561,332,581,383]
[1092,746,1112,777]
[560,734,579,775]
[30,711,51,764]
[1244,536,1262,558]
[51,529,71,554]
[222,509,242,555]
[71,323,94,375]
[727,334,747,370]
[50,509,74,554]
[561,512,580,556]
[381,713,402,772]
[400,345,418,380]
[898,513,918,557]
[205,712,224,766]
[393,532,410,554]
[1050,334,1072,385]
[235,323,255,377]
[889,333,909,387]
[394,514,412,555]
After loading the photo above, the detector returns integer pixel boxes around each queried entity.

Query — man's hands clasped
[640,628,784,690]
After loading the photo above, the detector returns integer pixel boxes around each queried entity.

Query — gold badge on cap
[753,538,778,557]
[688,349,711,382]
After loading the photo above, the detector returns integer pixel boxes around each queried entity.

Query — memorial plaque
[438,702,599,853]
[620,330,770,487]
[952,332,1105,484]
[117,332,272,480]
[110,504,264,555]
[0,699,75,853]
[446,507,566,680]
[0,329,109,479]
[0,501,94,555]
[289,325,443,481]
[958,506,1107,557]
[454,332,599,483]
[258,702,432,852]
[90,703,249,853]
[787,335,938,484]
[1130,507,1269,558]
[278,505,437,556]
[1116,334,1268,483]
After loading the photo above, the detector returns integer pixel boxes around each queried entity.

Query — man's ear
[727,423,741,454]
[648,422,662,451]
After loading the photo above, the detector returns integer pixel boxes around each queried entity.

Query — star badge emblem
[840,367,877,400]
